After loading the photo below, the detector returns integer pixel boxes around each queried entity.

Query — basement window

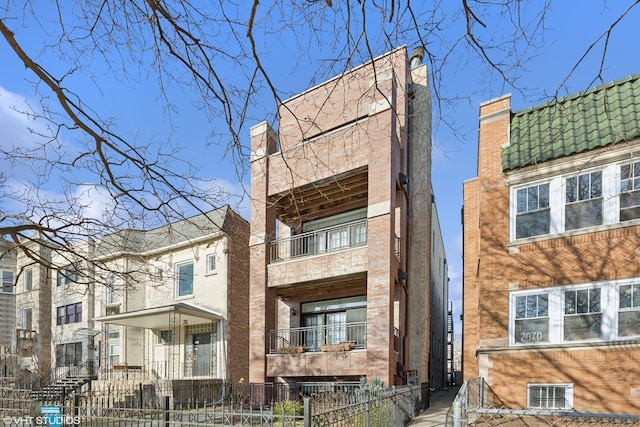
[527,384,573,410]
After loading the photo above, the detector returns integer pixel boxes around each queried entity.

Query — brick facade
[249,47,448,387]
[463,93,640,414]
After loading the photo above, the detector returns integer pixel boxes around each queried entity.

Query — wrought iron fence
[306,382,428,427]
[0,380,430,426]
[446,377,640,426]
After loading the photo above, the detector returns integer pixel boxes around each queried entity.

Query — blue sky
[1,1,640,334]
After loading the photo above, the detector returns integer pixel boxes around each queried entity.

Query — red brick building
[249,46,449,390]
[463,75,640,414]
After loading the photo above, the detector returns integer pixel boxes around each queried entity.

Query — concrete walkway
[408,386,460,426]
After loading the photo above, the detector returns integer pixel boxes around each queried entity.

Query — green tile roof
[503,74,640,172]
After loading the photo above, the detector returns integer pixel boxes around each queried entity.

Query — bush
[273,400,304,417]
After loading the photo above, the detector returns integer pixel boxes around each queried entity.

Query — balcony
[269,322,367,354]
[270,219,367,263]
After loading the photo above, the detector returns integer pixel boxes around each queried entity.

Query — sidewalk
[408,386,460,426]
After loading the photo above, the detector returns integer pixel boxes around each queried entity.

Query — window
[23,268,33,292]
[175,262,194,297]
[564,288,601,341]
[107,330,121,365]
[56,342,83,367]
[152,266,163,282]
[56,303,82,325]
[206,254,216,273]
[106,274,121,305]
[512,279,640,345]
[109,344,121,365]
[527,384,573,410]
[619,284,640,337]
[620,161,640,221]
[159,330,172,344]
[512,161,640,241]
[514,294,549,343]
[57,264,79,286]
[1,270,14,294]
[565,171,602,230]
[21,308,32,330]
[516,184,550,238]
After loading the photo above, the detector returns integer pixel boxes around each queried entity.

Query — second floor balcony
[270,219,367,263]
[268,322,367,354]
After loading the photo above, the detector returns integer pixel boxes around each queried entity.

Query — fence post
[164,396,170,427]
[453,399,462,427]
[73,394,80,417]
[303,396,311,427]
[365,390,370,427]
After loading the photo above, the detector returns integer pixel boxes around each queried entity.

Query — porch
[94,302,225,381]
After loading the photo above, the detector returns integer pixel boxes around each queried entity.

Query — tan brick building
[463,75,640,414]
[249,46,448,389]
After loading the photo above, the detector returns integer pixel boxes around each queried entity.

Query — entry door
[191,332,211,376]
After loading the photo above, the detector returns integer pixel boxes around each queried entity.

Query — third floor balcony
[270,219,367,263]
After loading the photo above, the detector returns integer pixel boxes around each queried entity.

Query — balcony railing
[269,322,367,354]
[270,219,367,263]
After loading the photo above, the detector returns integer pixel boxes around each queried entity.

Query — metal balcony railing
[270,219,367,263]
[269,322,367,354]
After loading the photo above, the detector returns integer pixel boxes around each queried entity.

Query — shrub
[273,400,304,417]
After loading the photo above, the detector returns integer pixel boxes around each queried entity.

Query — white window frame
[152,266,163,282]
[509,278,635,346]
[21,307,33,330]
[619,160,640,221]
[617,282,640,338]
[23,268,33,292]
[527,383,573,410]
[509,163,625,241]
[1,270,14,294]
[563,286,603,342]
[514,182,551,239]
[106,274,122,305]
[175,261,194,298]
[108,343,121,366]
[513,292,550,344]
[206,254,216,273]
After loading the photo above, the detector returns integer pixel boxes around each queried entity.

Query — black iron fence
[0,380,430,426]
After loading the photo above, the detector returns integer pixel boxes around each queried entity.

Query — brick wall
[465,93,640,414]
[249,47,428,386]
[225,209,250,382]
